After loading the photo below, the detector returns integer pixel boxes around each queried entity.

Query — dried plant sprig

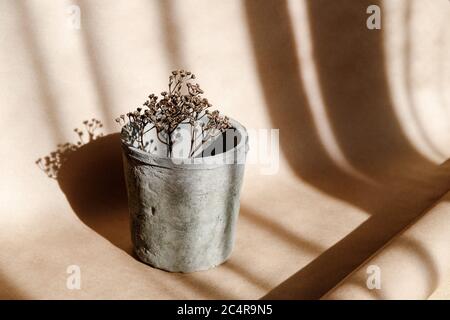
[117,70,232,158]
[36,119,104,179]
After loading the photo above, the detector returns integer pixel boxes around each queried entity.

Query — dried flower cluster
[116,70,232,157]
[36,119,104,178]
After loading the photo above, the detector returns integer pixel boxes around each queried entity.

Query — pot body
[121,120,248,272]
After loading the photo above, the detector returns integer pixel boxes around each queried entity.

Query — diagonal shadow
[73,0,116,130]
[244,0,450,299]
[243,0,381,212]
[53,130,309,277]
[57,133,132,253]
[322,237,441,300]
[14,1,64,141]
[156,0,186,68]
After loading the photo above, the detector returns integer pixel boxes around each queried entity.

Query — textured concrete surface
[122,121,248,272]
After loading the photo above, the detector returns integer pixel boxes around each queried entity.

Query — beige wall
[0,0,449,299]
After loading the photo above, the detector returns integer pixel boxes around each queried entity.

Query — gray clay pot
[121,119,248,272]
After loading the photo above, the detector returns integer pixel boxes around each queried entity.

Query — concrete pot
[121,119,248,272]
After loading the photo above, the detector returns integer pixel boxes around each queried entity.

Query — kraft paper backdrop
[0,0,449,299]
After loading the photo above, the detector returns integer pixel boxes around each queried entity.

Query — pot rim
[121,117,248,169]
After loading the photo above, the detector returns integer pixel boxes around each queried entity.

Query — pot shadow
[57,133,132,253]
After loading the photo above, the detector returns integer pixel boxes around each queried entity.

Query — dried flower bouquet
[116,70,232,158]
